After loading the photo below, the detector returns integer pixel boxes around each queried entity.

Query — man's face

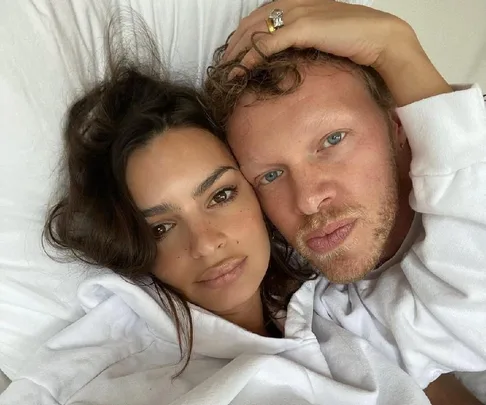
[227,66,404,283]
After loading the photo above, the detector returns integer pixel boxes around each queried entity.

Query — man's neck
[381,175,415,264]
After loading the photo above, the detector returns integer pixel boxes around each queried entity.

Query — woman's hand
[224,0,415,70]
[224,0,452,106]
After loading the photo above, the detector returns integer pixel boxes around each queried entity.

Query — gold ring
[267,8,284,33]
[265,17,276,34]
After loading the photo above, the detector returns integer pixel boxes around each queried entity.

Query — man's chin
[309,255,376,284]
[322,268,373,284]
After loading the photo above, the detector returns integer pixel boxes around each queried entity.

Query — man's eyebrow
[192,165,237,198]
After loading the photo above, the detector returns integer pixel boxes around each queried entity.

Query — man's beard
[294,157,400,284]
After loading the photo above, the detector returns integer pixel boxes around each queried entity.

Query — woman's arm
[223,0,452,104]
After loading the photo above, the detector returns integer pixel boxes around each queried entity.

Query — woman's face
[126,127,271,315]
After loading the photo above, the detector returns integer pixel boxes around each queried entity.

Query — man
[205,0,486,397]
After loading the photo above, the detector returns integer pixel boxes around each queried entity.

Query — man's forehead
[235,66,364,108]
[231,70,365,127]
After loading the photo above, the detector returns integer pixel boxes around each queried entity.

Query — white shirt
[314,84,486,388]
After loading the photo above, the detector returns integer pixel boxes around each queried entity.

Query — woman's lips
[196,256,247,289]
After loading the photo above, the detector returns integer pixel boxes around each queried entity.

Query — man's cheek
[258,191,279,215]
[260,195,295,236]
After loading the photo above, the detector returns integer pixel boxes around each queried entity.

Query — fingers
[235,18,312,72]
[224,0,316,62]
[223,0,398,79]
[224,21,265,62]
[224,1,278,62]
[227,16,317,80]
[225,3,313,64]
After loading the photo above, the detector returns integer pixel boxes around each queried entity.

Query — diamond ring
[266,8,284,34]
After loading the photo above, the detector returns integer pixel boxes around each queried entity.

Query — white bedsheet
[1,0,484,400]
[0,370,8,396]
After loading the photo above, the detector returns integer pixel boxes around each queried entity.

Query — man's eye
[152,223,175,240]
[322,131,347,148]
[259,170,283,185]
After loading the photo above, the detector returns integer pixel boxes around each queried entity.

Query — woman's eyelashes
[152,223,175,240]
[207,185,238,207]
[151,185,239,241]
[321,130,347,149]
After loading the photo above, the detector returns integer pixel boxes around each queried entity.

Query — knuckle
[239,14,255,29]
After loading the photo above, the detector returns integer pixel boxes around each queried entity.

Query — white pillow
[0,0,373,381]
[0,0,272,380]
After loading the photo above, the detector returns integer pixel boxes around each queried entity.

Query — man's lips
[305,218,357,254]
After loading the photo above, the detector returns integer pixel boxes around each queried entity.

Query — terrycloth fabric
[0,274,429,405]
[314,85,486,389]
[0,371,9,396]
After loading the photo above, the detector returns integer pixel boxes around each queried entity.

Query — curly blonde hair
[205,39,395,132]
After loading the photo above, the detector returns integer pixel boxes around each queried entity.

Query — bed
[1,0,485,400]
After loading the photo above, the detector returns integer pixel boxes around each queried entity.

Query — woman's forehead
[126,127,236,207]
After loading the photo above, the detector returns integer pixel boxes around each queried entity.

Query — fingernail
[228,69,237,81]
[228,67,244,81]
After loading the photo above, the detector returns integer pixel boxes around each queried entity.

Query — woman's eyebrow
[141,165,237,218]
[142,202,179,218]
[192,165,237,198]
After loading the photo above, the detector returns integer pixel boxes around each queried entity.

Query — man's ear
[388,109,406,149]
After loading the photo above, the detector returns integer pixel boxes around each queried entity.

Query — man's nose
[292,168,336,216]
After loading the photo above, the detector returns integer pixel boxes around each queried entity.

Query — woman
[45,56,312,361]
[0,13,434,405]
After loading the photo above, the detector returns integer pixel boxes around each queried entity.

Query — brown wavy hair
[205,38,395,132]
[43,14,317,376]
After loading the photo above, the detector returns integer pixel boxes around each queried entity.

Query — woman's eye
[208,186,237,207]
[259,170,283,185]
[322,131,347,148]
[152,223,175,240]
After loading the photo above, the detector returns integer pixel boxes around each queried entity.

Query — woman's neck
[215,292,268,336]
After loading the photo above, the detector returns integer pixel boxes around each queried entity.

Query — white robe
[0,274,429,404]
